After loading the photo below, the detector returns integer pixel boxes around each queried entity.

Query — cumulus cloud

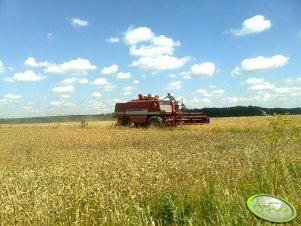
[60,95,71,99]
[165,81,181,91]
[131,55,189,71]
[2,77,14,82]
[133,80,139,84]
[106,37,119,43]
[101,64,119,75]
[88,100,104,109]
[232,55,288,75]
[60,77,89,85]
[168,74,176,78]
[12,70,46,82]
[180,97,212,108]
[197,88,211,96]
[226,15,271,36]
[92,78,115,91]
[47,33,54,40]
[245,77,275,91]
[44,58,97,75]
[70,17,88,27]
[4,93,23,100]
[224,97,239,105]
[0,60,5,73]
[124,26,189,72]
[50,101,64,106]
[52,85,74,93]
[122,86,136,95]
[24,57,49,67]
[197,88,224,97]
[183,62,215,79]
[212,89,225,96]
[286,77,301,85]
[50,100,77,107]
[117,72,131,79]
[124,26,154,45]
[92,92,102,98]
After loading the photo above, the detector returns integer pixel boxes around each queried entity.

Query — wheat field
[0,116,300,225]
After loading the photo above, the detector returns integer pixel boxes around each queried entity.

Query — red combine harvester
[114,93,209,127]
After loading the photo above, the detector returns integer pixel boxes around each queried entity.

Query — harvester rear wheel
[148,116,163,127]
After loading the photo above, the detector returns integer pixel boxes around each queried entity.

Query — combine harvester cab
[114,93,209,127]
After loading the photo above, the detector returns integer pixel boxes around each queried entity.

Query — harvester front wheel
[148,116,163,127]
[121,117,131,126]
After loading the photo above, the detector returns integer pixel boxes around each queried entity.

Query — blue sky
[0,0,301,118]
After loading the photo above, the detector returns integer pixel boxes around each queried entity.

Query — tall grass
[0,116,300,225]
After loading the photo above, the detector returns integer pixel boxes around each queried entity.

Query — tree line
[0,106,300,124]
[186,105,301,117]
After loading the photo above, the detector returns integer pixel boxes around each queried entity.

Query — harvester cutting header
[114,93,209,127]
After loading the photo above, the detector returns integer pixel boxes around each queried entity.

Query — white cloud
[124,26,189,72]
[47,33,54,40]
[50,101,77,107]
[165,81,181,91]
[245,77,275,91]
[286,77,301,85]
[197,88,223,97]
[196,88,212,97]
[60,95,71,99]
[168,74,176,78]
[178,97,212,108]
[4,93,23,100]
[203,98,211,104]
[124,26,154,45]
[227,15,271,36]
[44,58,97,75]
[24,106,35,112]
[153,35,180,47]
[92,92,102,98]
[232,55,288,75]
[106,37,119,43]
[274,87,291,94]
[184,62,215,79]
[129,45,175,57]
[0,60,5,73]
[50,101,64,106]
[92,78,108,86]
[101,64,119,75]
[3,77,14,82]
[212,89,225,96]
[122,86,136,95]
[245,77,265,85]
[88,100,104,109]
[70,17,88,27]
[52,85,74,93]
[24,57,49,67]
[131,55,189,71]
[12,70,46,82]
[224,97,239,105]
[117,72,131,79]
[92,78,115,91]
[60,77,89,85]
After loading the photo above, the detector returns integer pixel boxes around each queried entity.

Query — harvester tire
[148,116,163,127]
[121,117,131,126]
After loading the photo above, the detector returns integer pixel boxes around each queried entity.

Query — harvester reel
[148,116,163,127]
